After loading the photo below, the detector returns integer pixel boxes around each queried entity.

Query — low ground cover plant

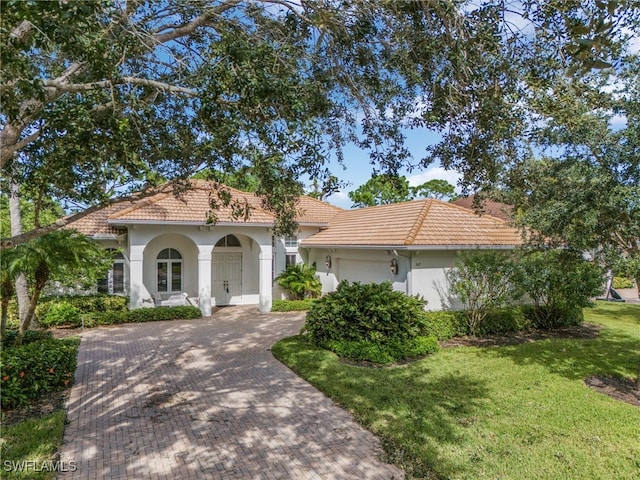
[1,336,79,409]
[271,299,315,312]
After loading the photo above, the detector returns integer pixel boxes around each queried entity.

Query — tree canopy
[1,0,639,245]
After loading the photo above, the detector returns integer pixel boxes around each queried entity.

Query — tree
[411,179,457,201]
[1,0,555,246]
[4,230,111,345]
[348,174,412,207]
[447,250,518,336]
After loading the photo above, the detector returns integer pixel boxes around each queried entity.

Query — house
[67,180,522,314]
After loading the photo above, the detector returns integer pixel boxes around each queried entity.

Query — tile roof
[451,194,513,221]
[300,199,523,248]
[65,180,343,235]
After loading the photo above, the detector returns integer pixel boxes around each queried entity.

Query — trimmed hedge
[328,336,439,364]
[83,306,202,326]
[37,294,128,318]
[422,311,467,340]
[1,337,79,409]
[1,330,53,347]
[271,299,315,312]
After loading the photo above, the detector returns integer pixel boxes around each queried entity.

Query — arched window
[157,248,182,292]
[215,234,241,247]
[98,249,126,294]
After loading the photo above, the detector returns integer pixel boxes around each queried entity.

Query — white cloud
[325,190,353,209]
[407,167,462,191]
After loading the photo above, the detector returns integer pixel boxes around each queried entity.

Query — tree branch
[42,76,198,96]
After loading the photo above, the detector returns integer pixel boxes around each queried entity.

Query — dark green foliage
[271,299,315,312]
[1,337,79,409]
[275,264,322,300]
[1,329,52,347]
[520,305,584,330]
[84,306,202,326]
[303,281,429,347]
[328,336,439,365]
[302,281,436,364]
[479,307,530,336]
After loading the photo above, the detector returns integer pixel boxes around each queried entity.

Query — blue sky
[319,127,461,209]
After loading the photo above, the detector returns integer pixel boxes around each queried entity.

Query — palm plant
[5,229,111,345]
[275,263,322,300]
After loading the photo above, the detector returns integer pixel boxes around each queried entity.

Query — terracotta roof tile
[65,181,342,234]
[301,199,523,248]
[452,195,513,221]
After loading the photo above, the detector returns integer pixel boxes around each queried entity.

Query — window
[285,254,297,268]
[98,250,125,294]
[216,234,241,247]
[284,236,298,247]
[157,248,182,293]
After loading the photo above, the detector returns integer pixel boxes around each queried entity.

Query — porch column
[198,247,213,317]
[129,246,144,309]
[258,245,273,313]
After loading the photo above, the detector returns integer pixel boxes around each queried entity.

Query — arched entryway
[212,234,244,306]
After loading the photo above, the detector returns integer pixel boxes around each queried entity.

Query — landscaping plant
[275,263,322,300]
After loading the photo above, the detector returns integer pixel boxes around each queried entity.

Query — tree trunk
[636,356,640,392]
[9,179,34,345]
[0,297,8,339]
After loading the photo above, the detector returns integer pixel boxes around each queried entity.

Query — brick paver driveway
[59,307,404,479]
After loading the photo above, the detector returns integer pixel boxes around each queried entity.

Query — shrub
[480,307,530,335]
[328,336,439,364]
[275,263,322,300]
[40,301,81,327]
[85,306,202,325]
[271,299,315,312]
[513,249,603,329]
[422,311,468,340]
[1,337,79,409]
[447,250,519,336]
[1,329,53,347]
[37,294,128,319]
[612,276,635,289]
[303,281,429,347]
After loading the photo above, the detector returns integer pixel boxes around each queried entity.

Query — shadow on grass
[273,336,490,479]
[475,322,640,383]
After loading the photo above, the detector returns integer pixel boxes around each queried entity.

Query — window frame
[157,248,183,293]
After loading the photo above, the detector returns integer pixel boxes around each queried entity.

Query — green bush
[328,336,439,364]
[612,276,635,289]
[37,294,128,319]
[275,263,322,300]
[521,304,584,330]
[39,301,81,327]
[1,329,53,347]
[480,307,530,335]
[1,337,79,409]
[271,299,315,312]
[422,311,468,340]
[85,306,202,325]
[303,281,429,347]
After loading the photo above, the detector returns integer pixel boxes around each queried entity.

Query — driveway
[59,307,404,479]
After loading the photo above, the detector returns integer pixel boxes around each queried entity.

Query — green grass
[272,302,640,479]
[0,410,67,479]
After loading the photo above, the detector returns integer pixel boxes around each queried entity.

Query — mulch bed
[585,375,640,407]
[1,389,71,428]
[439,323,601,348]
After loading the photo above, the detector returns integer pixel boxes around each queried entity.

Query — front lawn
[272,302,640,479]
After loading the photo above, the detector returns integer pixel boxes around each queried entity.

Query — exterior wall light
[325,255,332,269]
[390,258,398,275]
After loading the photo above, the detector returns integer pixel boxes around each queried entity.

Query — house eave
[300,243,520,250]
[108,219,274,228]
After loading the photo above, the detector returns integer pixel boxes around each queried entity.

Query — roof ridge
[404,199,433,245]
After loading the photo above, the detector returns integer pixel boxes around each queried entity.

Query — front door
[212,253,242,305]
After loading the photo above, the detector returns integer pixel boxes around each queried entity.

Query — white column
[258,245,273,313]
[129,246,145,309]
[198,247,213,316]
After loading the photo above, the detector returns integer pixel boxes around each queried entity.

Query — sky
[319,127,462,209]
